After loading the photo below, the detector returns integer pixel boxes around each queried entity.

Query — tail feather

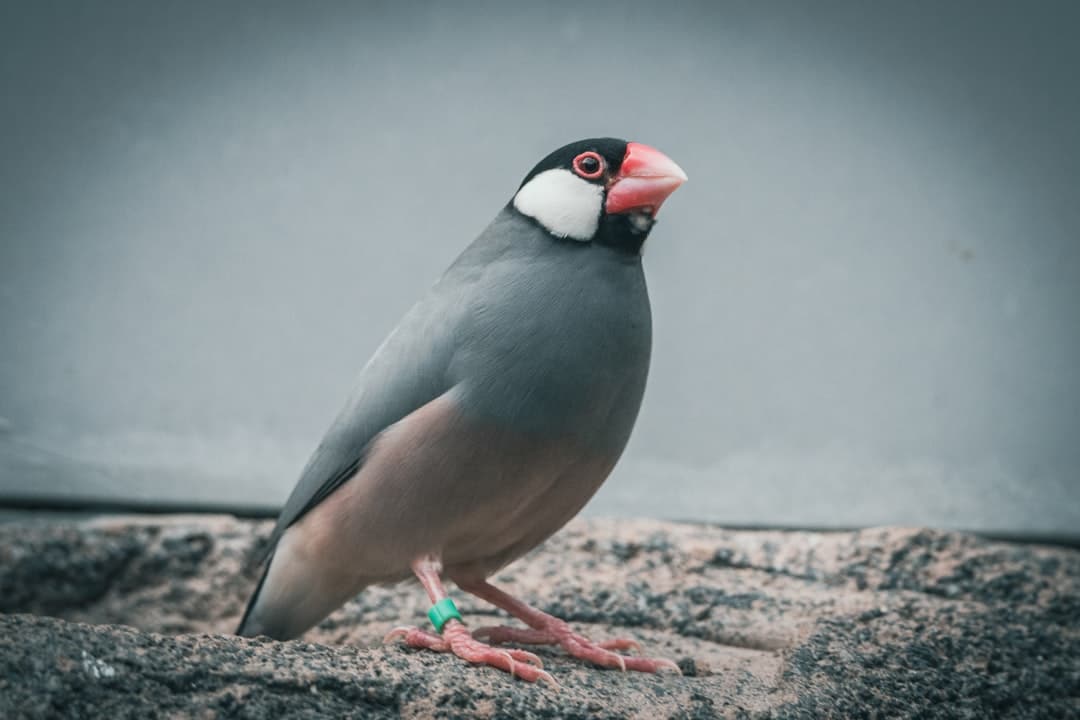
[235,534,363,640]
[236,552,273,637]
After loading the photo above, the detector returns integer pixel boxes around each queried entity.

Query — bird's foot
[384,620,559,687]
[473,620,681,674]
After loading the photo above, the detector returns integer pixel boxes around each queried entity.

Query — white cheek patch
[512,168,603,241]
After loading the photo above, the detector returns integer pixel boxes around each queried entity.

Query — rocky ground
[0,513,1077,719]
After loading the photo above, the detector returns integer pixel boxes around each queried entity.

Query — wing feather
[253,286,465,566]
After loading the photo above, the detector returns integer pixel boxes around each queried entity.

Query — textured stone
[0,515,1077,718]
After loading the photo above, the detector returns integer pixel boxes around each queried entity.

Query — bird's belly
[295,391,617,585]
[438,447,616,582]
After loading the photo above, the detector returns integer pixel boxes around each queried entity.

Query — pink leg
[459,579,681,674]
[383,556,557,687]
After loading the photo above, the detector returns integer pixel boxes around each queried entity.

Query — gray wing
[252,209,521,566]
[254,282,467,566]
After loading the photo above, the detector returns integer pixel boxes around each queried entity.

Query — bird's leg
[459,579,681,674]
[383,556,557,686]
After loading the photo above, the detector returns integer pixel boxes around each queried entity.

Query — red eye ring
[572,151,605,180]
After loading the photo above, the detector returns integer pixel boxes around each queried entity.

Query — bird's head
[511,138,687,253]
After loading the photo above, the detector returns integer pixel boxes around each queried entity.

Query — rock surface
[0,514,1077,718]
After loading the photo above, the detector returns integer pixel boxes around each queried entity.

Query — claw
[507,648,545,669]
[598,637,642,654]
[500,650,516,678]
[537,670,561,691]
[383,626,410,644]
[655,658,683,675]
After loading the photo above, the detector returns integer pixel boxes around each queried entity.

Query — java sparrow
[237,138,687,684]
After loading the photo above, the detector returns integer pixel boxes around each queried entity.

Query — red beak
[605,142,688,216]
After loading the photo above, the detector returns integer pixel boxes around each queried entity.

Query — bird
[237,138,687,685]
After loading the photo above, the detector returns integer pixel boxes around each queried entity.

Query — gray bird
[237,138,687,684]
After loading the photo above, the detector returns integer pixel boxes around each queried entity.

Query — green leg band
[428,597,463,633]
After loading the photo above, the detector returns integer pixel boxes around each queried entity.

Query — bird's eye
[572,151,605,180]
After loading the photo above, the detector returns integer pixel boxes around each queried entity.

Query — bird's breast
[449,246,651,453]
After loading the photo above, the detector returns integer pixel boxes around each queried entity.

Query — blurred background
[1,1,1077,537]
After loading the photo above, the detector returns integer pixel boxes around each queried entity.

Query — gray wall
[1,1,1077,533]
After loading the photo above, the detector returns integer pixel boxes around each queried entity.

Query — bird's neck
[593,212,654,255]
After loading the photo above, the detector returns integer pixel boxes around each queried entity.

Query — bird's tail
[236,554,273,637]
[235,541,363,640]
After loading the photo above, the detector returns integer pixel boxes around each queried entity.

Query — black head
[517,138,630,191]
[511,137,687,254]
